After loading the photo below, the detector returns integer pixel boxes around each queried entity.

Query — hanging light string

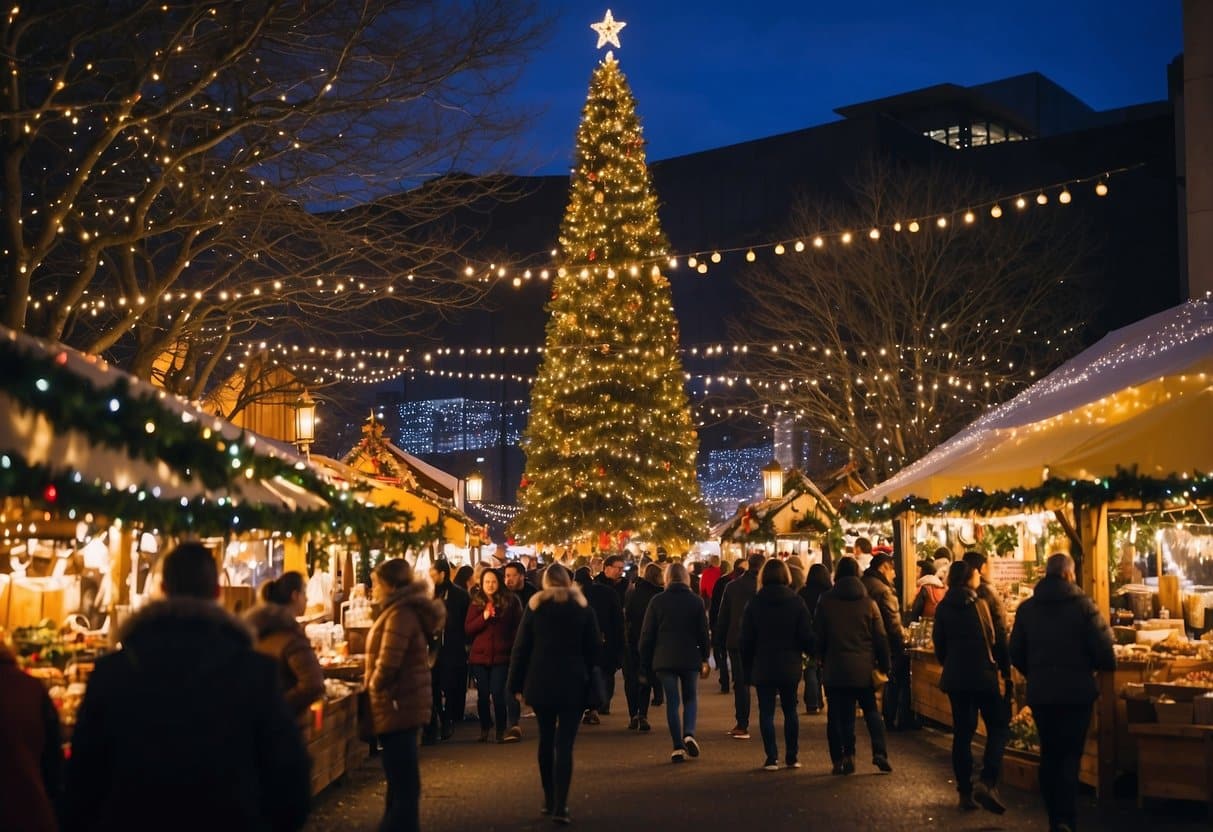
[33,165,1135,316]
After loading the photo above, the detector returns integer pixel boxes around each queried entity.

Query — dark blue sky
[504,1,1182,174]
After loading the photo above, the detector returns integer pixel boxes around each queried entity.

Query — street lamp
[465,469,483,503]
[761,459,784,501]
[293,391,316,459]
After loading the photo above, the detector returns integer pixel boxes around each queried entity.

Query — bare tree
[2,0,544,402]
[728,161,1095,483]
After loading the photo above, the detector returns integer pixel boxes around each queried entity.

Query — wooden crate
[1002,751,1040,792]
[1129,723,1213,808]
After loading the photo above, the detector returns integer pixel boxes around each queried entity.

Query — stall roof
[0,326,328,513]
[858,300,1213,504]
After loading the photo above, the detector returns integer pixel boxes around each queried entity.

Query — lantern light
[761,459,784,501]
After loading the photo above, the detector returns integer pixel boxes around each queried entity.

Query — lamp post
[761,459,784,501]
[465,469,484,504]
[293,391,317,460]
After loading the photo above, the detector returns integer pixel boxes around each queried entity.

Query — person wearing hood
[246,571,325,718]
[0,639,61,832]
[933,561,1012,815]
[740,559,814,770]
[623,562,664,731]
[63,542,310,832]
[814,556,892,776]
[428,558,470,743]
[1010,554,1114,832]
[909,560,947,623]
[798,563,832,715]
[367,557,447,832]
[508,564,601,825]
[639,562,712,763]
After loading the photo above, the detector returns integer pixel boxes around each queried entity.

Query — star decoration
[591,9,627,50]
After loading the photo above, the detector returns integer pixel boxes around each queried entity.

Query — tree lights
[510,35,707,546]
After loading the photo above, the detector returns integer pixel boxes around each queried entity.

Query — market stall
[852,299,1213,800]
[713,469,838,562]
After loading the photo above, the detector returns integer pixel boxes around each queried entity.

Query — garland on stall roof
[841,467,1213,523]
[0,451,414,541]
[0,339,333,497]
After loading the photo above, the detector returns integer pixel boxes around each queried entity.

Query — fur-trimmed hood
[528,585,588,611]
[117,596,254,681]
[916,574,945,588]
[379,580,446,634]
[244,602,303,640]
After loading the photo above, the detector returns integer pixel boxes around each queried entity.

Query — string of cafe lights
[24,165,1135,317]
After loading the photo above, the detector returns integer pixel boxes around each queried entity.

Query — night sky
[504,0,1183,174]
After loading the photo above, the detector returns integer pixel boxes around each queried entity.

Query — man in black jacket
[715,553,764,738]
[578,566,626,721]
[710,559,744,694]
[623,563,664,731]
[596,553,629,609]
[64,542,310,832]
[429,559,470,742]
[862,553,909,729]
[1010,554,1115,832]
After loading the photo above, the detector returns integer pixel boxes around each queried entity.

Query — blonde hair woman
[638,561,712,763]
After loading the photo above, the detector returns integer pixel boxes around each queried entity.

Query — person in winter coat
[909,560,947,622]
[639,562,711,763]
[428,559,470,743]
[963,550,1010,651]
[933,561,1012,814]
[863,552,910,729]
[709,559,744,694]
[715,553,765,738]
[814,556,892,776]
[465,569,523,743]
[785,555,807,591]
[798,563,832,715]
[504,561,538,607]
[698,555,722,605]
[508,564,601,825]
[575,565,625,722]
[740,559,814,770]
[367,557,446,832]
[623,562,664,731]
[0,640,61,832]
[247,571,325,718]
[1010,554,1115,832]
[64,542,310,832]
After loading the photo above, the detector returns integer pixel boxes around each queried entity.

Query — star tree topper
[591,9,627,50]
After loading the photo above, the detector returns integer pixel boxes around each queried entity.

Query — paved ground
[306,673,1208,831]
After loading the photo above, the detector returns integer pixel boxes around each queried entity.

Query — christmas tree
[512,14,706,547]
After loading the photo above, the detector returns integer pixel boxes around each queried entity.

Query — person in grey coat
[814,556,892,776]
[1010,553,1115,832]
[639,562,711,763]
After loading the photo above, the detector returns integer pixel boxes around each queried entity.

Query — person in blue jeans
[639,562,712,763]
[740,559,815,769]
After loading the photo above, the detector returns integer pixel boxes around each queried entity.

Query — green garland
[0,339,420,540]
[0,338,335,497]
[842,467,1213,522]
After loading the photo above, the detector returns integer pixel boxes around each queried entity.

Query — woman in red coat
[465,569,523,743]
[0,641,61,832]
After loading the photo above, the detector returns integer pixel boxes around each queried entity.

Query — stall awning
[859,300,1213,505]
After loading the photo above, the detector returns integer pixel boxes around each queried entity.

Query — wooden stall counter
[1128,723,1213,813]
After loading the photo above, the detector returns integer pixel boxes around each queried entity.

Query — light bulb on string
[1036,192,1048,205]
[1015,196,1027,210]
[908,221,920,233]
[1095,180,1109,197]
[1058,188,1072,204]
[936,216,948,228]
[990,204,1003,218]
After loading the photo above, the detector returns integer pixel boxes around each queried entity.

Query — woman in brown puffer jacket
[247,572,325,718]
[366,558,446,832]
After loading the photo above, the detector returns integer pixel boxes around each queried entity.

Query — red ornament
[662,460,670,471]
[54,352,68,366]
[519,475,530,489]
[588,249,597,261]
[506,537,515,546]
[599,531,611,549]
[595,465,606,477]
[43,484,58,503]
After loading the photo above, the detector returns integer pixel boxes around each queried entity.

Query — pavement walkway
[305,673,1208,831]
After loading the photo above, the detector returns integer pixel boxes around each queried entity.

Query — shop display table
[1128,723,1213,813]
[307,693,368,796]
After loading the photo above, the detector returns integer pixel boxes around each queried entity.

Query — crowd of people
[2,539,1114,832]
